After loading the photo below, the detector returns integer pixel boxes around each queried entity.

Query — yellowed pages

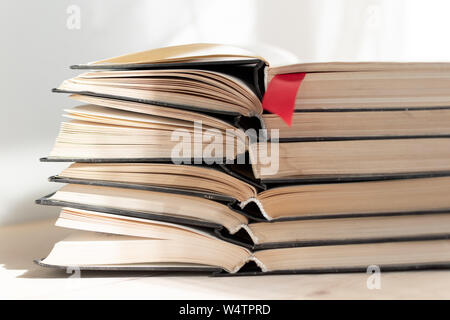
[90,43,267,65]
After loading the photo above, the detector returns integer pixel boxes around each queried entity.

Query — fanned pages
[41,228,450,274]
[57,69,263,116]
[52,207,450,249]
[86,43,267,66]
[47,100,248,161]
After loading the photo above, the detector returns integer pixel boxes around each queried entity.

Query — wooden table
[1,219,449,299]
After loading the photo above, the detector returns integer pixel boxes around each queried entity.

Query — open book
[55,44,267,121]
[44,97,248,163]
[37,209,450,274]
[44,134,450,183]
[57,44,450,115]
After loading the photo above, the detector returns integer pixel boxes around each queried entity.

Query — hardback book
[268,61,450,110]
[57,44,450,116]
[36,211,450,275]
[55,44,267,125]
[44,125,450,183]
[264,109,450,141]
[250,138,450,182]
[48,94,450,149]
[43,98,249,164]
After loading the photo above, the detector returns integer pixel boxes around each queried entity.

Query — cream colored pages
[254,239,450,272]
[59,163,257,202]
[42,231,250,273]
[89,43,267,65]
[69,94,238,131]
[48,184,249,234]
[269,61,450,77]
[251,138,450,180]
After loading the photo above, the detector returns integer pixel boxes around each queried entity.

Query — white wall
[1,0,450,225]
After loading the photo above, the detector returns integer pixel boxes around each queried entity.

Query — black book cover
[35,193,450,251]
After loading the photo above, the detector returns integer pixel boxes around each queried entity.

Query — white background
[1,0,450,225]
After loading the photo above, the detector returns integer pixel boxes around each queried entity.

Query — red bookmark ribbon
[262,73,306,126]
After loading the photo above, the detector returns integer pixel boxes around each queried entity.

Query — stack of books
[36,44,450,275]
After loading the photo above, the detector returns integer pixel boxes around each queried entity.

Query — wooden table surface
[1,219,449,299]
